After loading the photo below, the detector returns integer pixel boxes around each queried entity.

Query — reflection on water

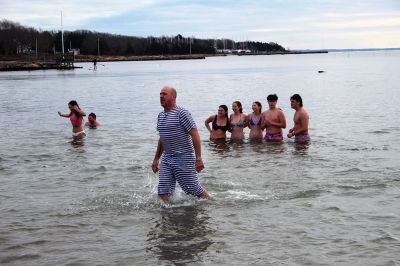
[207,138,289,157]
[208,139,231,155]
[147,205,213,265]
[248,138,263,145]
[228,138,245,146]
[249,141,286,155]
[292,142,310,155]
[68,141,86,156]
[248,141,264,154]
[71,139,85,147]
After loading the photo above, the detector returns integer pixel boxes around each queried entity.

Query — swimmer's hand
[287,128,294,138]
[151,159,159,173]
[195,159,204,173]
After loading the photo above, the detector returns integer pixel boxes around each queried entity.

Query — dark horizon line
[292,47,400,52]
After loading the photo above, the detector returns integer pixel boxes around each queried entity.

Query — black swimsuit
[212,115,230,132]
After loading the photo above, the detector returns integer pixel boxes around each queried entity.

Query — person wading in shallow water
[248,101,263,141]
[151,86,210,202]
[205,104,230,141]
[262,94,286,142]
[85,113,101,129]
[58,100,86,141]
[230,101,248,141]
[287,94,310,143]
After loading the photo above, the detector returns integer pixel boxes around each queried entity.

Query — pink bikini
[70,116,82,126]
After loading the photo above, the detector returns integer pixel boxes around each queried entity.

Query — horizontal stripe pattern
[157,106,196,155]
[158,154,204,196]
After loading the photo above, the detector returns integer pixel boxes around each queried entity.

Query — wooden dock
[0,53,81,71]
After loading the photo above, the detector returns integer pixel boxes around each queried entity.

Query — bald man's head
[160,86,177,110]
[162,86,177,98]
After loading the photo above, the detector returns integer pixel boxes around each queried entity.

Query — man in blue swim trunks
[151,86,210,202]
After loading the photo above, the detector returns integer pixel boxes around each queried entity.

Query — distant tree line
[0,20,286,56]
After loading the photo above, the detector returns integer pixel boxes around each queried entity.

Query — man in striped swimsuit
[151,86,210,202]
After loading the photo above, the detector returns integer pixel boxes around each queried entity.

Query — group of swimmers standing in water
[58,100,101,142]
[58,93,309,144]
[205,94,310,143]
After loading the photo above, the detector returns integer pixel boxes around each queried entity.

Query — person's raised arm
[189,128,204,173]
[58,111,70,118]
[73,106,86,116]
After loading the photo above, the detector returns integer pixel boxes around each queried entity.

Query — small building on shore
[68,48,80,56]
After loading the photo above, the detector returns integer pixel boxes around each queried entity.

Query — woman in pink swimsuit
[58,100,86,141]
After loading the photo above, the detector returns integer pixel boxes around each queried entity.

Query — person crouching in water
[85,112,101,129]
[58,100,86,141]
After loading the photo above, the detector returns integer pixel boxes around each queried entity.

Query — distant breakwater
[0,51,329,71]
[237,50,328,56]
[0,61,82,72]
[0,54,208,71]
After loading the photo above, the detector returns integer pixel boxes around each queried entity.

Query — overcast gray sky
[1,0,399,49]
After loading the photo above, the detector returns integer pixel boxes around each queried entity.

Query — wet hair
[219,104,229,118]
[267,94,278,101]
[68,100,83,117]
[233,101,243,113]
[253,101,262,113]
[88,112,96,119]
[68,100,78,106]
[290,94,303,107]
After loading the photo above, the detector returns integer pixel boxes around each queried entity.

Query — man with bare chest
[287,94,310,143]
[261,94,286,142]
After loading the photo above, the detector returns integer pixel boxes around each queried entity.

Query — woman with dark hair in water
[58,100,86,140]
[205,105,230,140]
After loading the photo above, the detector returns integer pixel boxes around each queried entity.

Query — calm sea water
[1,51,400,265]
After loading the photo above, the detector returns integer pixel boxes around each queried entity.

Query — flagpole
[61,11,64,54]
